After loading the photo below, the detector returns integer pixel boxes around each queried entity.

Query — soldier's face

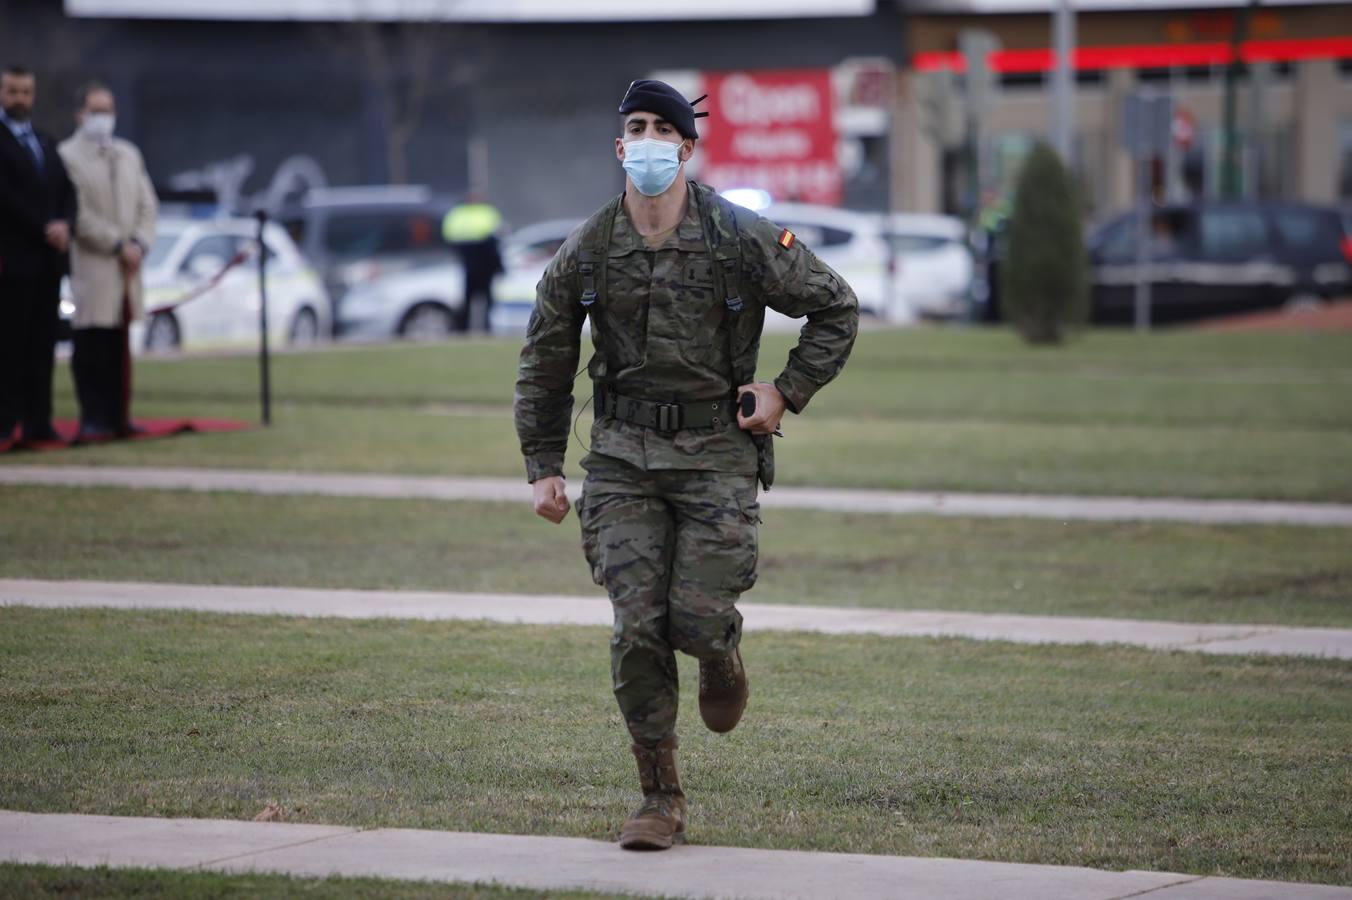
[0,74,35,121]
[615,113,693,164]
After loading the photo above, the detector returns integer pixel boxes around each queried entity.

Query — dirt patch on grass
[1197,299,1352,333]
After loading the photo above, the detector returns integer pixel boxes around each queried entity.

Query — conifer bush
[1000,142,1088,344]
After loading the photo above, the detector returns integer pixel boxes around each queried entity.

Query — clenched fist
[531,475,571,524]
[736,382,787,436]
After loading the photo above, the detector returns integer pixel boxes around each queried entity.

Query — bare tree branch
[308,0,473,185]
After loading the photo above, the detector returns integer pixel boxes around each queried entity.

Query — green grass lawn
[0,864,635,899]
[15,395,1352,501]
[107,329,1352,430]
[9,327,1351,500]
[2,608,1348,885]
[3,485,1350,626]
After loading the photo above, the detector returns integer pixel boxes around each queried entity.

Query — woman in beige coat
[57,81,158,439]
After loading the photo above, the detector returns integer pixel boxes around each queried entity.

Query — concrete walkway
[5,579,1349,660]
[2,464,1351,526]
[3,810,1349,899]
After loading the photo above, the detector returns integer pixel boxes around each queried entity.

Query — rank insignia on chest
[777,229,795,250]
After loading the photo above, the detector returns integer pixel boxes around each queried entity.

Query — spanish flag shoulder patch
[777,229,795,250]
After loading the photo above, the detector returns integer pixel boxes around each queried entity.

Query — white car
[59,218,331,354]
[884,214,975,320]
[338,219,582,340]
[495,219,582,333]
[337,205,962,337]
[337,258,467,340]
[495,204,900,332]
[760,203,898,323]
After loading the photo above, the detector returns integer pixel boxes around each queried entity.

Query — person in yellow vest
[441,193,503,333]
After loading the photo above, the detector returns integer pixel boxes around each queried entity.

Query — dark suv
[277,186,453,336]
[1086,201,1352,323]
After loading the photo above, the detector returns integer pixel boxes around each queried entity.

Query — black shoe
[117,422,147,438]
[21,424,62,443]
[76,424,116,443]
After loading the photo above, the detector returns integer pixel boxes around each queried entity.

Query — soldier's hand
[736,382,787,436]
[531,475,571,524]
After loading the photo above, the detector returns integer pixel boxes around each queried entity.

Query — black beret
[618,79,708,141]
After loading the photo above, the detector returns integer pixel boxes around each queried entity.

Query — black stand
[255,210,272,427]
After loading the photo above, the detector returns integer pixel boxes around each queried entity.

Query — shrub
[1000,142,1088,344]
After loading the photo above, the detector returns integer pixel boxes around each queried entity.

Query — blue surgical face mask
[621,138,682,197]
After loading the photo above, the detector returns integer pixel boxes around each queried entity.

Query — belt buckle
[654,403,681,433]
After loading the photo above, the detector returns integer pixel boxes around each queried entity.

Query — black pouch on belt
[740,392,775,491]
[752,433,775,491]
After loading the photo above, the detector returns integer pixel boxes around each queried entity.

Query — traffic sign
[1121,92,1173,160]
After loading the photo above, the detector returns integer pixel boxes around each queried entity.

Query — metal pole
[1133,151,1151,332]
[255,209,272,427]
[1052,0,1076,163]
[1247,60,1270,198]
[1221,0,1257,199]
[885,66,899,321]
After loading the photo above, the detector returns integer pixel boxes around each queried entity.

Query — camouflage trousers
[579,452,760,746]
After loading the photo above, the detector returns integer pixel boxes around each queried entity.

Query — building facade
[4,0,1347,226]
[5,0,901,226]
[893,1,1352,219]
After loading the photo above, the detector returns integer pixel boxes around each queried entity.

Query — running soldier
[514,78,858,850]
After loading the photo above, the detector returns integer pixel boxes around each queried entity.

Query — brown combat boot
[698,647,748,733]
[619,736,686,850]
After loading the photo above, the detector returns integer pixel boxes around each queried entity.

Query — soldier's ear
[680,139,695,162]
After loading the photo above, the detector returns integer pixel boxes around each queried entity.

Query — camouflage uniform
[514,181,857,746]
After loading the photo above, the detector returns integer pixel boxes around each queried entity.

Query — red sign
[699,69,840,206]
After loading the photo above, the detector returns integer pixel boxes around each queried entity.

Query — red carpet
[0,418,252,453]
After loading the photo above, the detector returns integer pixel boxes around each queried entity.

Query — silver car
[338,219,580,340]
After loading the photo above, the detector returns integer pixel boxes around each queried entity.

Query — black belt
[594,383,733,433]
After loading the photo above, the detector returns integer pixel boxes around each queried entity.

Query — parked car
[276,185,453,335]
[336,262,465,341]
[339,204,972,338]
[494,219,582,333]
[338,219,581,340]
[976,201,1351,325]
[60,217,330,354]
[883,213,975,320]
[1089,201,1352,323]
[1089,202,1352,322]
[760,202,895,322]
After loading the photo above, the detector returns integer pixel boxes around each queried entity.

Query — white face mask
[81,112,115,142]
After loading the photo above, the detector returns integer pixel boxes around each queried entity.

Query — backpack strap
[575,196,622,381]
[696,185,776,490]
[693,185,751,387]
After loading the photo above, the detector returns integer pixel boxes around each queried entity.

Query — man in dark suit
[0,64,76,447]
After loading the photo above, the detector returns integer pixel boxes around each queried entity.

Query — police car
[60,217,331,354]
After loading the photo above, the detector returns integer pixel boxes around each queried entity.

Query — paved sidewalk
[4,811,1350,899]
[5,579,1349,659]
[2,464,1351,526]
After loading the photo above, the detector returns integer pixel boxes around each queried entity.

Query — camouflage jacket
[514,180,858,483]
